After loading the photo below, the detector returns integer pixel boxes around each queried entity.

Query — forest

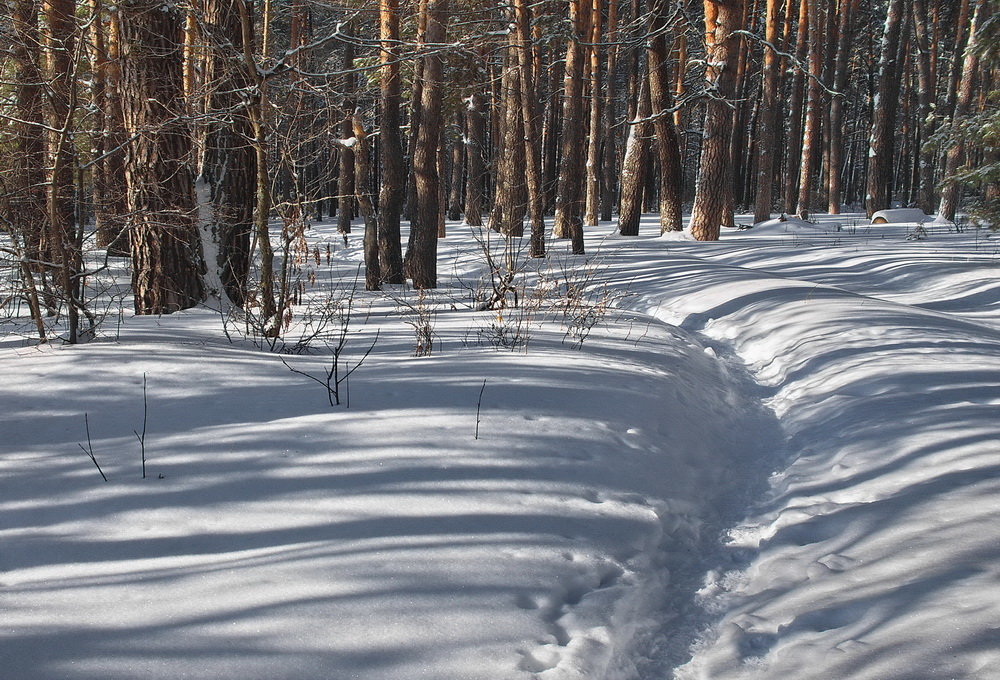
[0,0,995,345]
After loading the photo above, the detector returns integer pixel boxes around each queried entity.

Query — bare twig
[78,413,107,482]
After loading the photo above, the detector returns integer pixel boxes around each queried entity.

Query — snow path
[592,226,1000,680]
[2,218,998,680]
[0,244,781,679]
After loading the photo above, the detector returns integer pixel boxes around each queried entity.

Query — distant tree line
[0,0,995,343]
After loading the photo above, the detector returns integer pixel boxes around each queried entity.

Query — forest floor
[1,213,999,679]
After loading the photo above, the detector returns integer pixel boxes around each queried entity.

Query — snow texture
[2,212,998,680]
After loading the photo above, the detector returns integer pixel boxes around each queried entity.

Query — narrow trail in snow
[593,234,1000,680]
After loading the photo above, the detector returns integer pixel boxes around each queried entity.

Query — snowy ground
[1,213,998,679]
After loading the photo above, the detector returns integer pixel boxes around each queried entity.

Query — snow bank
[598,221,1000,680]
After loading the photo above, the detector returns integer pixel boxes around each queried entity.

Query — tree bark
[690,0,744,241]
[377,0,406,283]
[584,0,603,226]
[463,91,487,226]
[647,0,684,233]
[337,33,356,236]
[120,0,205,314]
[552,0,590,254]
[618,78,651,236]
[796,0,822,219]
[514,0,546,257]
[937,0,985,222]
[865,0,907,217]
[781,0,808,213]
[202,0,255,307]
[910,0,936,214]
[826,0,856,214]
[753,0,783,222]
[408,0,447,289]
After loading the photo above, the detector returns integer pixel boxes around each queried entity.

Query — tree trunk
[447,112,464,221]
[937,0,985,222]
[490,46,527,236]
[796,0,822,219]
[351,115,380,291]
[552,0,590,254]
[120,0,205,314]
[618,78,651,236]
[408,0,447,289]
[337,34,356,236]
[647,0,684,233]
[202,0,255,306]
[781,0,808,213]
[865,0,907,217]
[11,0,49,340]
[826,0,856,214]
[463,91,487,226]
[600,0,620,222]
[690,0,744,241]
[45,0,84,341]
[584,0,603,226]
[514,0,546,257]
[377,0,406,283]
[753,0,783,222]
[910,0,936,214]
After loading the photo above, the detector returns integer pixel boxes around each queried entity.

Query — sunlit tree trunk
[690,0,744,241]
[796,0,822,219]
[753,0,783,222]
[552,0,590,254]
[584,0,603,226]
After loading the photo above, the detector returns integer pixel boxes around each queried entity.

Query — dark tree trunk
[865,0,907,217]
[938,0,985,222]
[337,34,356,235]
[647,0,683,233]
[377,0,405,283]
[782,0,808,214]
[827,0,856,214]
[463,92,487,226]
[203,0,255,306]
[408,0,447,289]
[120,0,205,314]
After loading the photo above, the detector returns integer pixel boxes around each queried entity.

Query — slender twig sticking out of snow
[475,379,487,440]
[78,413,107,482]
[134,373,148,479]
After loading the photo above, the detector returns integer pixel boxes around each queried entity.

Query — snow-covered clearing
[2,214,998,679]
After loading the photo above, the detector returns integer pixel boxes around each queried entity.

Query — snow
[2,213,999,679]
[869,208,931,224]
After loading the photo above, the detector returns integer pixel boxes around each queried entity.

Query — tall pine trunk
[690,0,744,241]
[408,0,447,289]
[120,0,205,314]
[377,0,406,283]
[865,0,907,217]
[753,0,783,222]
[552,0,590,254]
